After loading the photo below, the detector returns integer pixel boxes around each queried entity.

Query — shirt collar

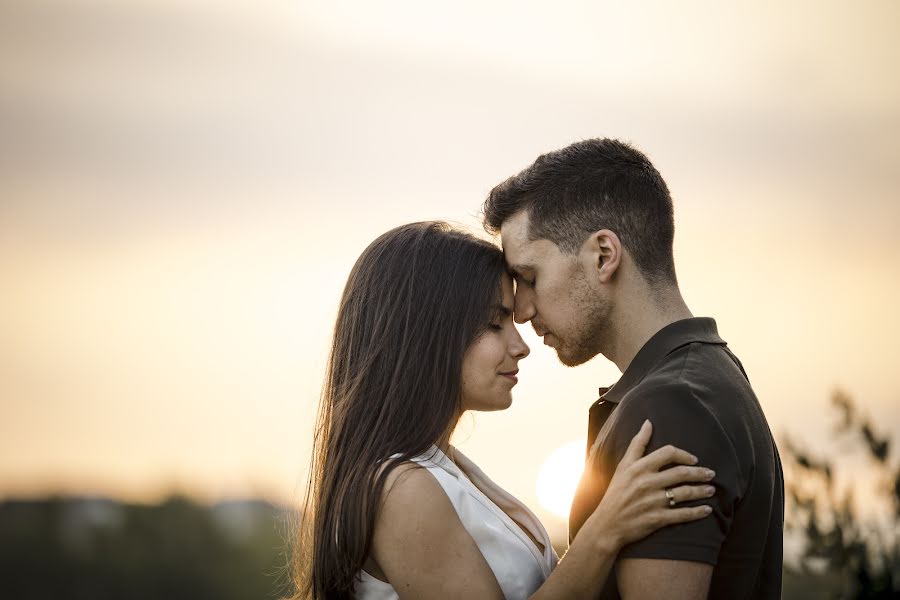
[601,317,726,404]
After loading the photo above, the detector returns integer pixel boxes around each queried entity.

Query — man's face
[500,211,610,367]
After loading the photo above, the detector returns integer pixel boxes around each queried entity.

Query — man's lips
[533,326,553,346]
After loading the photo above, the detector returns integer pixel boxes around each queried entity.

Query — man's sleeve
[601,383,742,565]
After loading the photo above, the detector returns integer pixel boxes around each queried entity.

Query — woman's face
[460,274,530,412]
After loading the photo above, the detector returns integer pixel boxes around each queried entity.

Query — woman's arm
[371,421,714,600]
[370,462,505,599]
[529,419,715,599]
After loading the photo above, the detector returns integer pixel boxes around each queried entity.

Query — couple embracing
[295,138,784,599]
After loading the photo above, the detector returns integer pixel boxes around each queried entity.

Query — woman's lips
[499,370,519,383]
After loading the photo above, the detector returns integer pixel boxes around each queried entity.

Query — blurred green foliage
[0,495,293,600]
[782,390,900,599]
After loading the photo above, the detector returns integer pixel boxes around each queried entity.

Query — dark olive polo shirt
[569,318,784,599]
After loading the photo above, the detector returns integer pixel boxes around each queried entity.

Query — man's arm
[600,383,742,599]
[617,558,712,599]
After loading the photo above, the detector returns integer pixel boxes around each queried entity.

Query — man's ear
[583,229,622,284]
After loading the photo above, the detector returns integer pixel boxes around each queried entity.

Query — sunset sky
[2,0,899,537]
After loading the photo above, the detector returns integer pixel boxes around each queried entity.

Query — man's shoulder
[616,373,697,417]
[624,341,752,405]
[607,364,737,454]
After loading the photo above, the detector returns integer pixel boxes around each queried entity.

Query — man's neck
[605,287,693,373]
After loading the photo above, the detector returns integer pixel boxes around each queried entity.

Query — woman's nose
[510,327,530,359]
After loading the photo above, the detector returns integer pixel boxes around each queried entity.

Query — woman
[294,222,716,599]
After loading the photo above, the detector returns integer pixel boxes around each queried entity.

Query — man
[482,138,784,599]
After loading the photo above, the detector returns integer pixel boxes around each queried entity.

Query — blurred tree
[0,495,294,600]
[783,389,900,599]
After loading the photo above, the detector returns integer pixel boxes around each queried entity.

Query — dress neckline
[425,445,552,566]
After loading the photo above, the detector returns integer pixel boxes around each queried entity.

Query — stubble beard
[555,280,610,368]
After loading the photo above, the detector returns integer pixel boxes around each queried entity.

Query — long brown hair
[293,222,506,599]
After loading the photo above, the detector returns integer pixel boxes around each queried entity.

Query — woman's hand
[582,419,715,550]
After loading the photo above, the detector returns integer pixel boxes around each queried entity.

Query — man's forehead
[499,211,533,264]
[501,226,561,275]
[501,240,534,274]
[499,210,530,241]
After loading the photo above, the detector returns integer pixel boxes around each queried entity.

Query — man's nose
[513,290,536,324]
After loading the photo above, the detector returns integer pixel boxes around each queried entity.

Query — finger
[654,465,716,489]
[660,504,713,526]
[640,444,698,472]
[620,420,653,468]
[663,484,716,507]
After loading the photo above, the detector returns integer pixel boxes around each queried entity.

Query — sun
[536,440,587,520]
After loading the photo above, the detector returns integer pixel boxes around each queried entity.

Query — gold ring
[665,488,676,508]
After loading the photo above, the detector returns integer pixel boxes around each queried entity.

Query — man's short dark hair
[483,138,677,285]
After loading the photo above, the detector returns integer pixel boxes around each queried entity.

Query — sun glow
[536,440,587,520]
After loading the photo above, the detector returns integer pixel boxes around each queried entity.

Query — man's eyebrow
[507,263,535,277]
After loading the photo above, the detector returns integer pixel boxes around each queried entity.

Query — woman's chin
[485,394,514,412]
[462,390,515,413]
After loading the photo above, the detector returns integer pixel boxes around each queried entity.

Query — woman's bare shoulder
[377,460,452,520]
[370,460,502,599]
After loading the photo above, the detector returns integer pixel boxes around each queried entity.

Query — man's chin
[555,346,595,367]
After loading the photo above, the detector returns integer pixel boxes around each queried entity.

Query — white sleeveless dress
[354,445,558,600]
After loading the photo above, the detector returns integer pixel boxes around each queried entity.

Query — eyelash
[488,323,503,331]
